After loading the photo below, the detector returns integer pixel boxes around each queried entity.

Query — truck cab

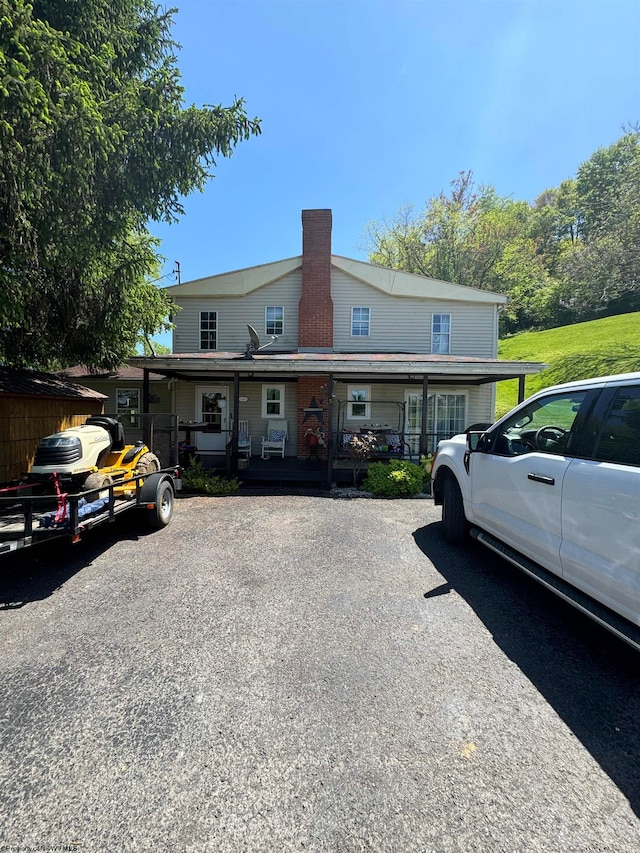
[432,372,640,639]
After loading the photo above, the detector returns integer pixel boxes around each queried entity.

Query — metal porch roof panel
[129,352,546,378]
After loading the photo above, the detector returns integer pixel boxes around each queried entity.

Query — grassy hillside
[495,312,640,418]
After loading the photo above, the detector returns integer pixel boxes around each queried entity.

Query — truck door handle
[527,473,555,485]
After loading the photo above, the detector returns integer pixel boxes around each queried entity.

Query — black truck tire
[442,476,467,543]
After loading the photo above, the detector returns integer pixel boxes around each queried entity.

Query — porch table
[178,421,207,444]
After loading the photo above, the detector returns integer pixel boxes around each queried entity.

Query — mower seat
[86,416,125,451]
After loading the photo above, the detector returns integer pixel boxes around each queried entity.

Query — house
[59,365,172,425]
[0,366,106,482]
[128,209,544,486]
[57,365,176,468]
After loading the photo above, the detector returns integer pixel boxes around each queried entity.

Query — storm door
[195,386,229,452]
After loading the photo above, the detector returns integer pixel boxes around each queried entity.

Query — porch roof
[129,351,546,385]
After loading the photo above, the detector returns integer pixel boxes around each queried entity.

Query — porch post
[228,372,240,476]
[142,368,151,448]
[421,375,429,456]
[325,373,334,489]
[518,375,526,403]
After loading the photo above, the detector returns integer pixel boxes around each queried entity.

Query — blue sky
[150,0,640,346]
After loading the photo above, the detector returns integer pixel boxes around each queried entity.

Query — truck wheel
[136,452,161,475]
[442,476,467,543]
[147,480,174,529]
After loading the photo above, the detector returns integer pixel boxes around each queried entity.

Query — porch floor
[198,453,363,488]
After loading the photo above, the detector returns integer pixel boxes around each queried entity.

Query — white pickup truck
[431,372,640,651]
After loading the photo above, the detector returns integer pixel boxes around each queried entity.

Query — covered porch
[130,351,545,490]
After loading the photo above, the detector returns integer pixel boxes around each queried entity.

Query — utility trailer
[0,468,181,556]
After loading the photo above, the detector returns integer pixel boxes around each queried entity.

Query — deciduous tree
[0,0,261,369]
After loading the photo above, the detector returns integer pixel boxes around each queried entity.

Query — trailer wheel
[137,452,161,476]
[147,480,174,529]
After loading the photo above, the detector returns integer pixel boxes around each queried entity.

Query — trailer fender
[139,473,175,529]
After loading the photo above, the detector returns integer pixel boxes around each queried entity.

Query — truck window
[493,391,589,456]
[593,386,640,466]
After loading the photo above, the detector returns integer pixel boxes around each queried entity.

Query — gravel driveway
[0,493,639,852]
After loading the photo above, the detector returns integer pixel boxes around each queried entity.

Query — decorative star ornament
[301,396,324,424]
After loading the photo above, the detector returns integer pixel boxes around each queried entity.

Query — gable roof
[0,366,106,400]
[166,257,302,297]
[164,255,507,304]
[331,256,508,303]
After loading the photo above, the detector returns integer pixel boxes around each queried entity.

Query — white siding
[331,382,495,433]
[172,266,498,357]
[174,379,299,456]
[77,379,173,416]
[331,269,496,356]
[173,270,302,353]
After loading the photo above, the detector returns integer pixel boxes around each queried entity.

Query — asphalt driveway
[1,493,639,852]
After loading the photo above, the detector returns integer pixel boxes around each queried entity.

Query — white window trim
[351,306,371,337]
[347,384,371,420]
[265,306,284,337]
[261,384,286,418]
[431,312,451,355]
[200,310,218,351]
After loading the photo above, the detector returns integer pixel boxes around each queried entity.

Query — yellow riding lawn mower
[28,416,161,494]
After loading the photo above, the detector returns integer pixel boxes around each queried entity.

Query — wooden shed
[0,366,106,483]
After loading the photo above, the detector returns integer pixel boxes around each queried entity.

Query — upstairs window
[351,307,370,337]
[431,313,451,354]
[200,311,217,350]
[265,306,284,336]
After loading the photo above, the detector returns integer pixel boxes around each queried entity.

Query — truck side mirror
[466,430,485,451]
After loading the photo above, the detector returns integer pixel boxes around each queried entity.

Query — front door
[195,386,229,452]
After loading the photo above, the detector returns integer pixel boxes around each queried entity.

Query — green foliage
[0,0,261,370]
[363,460,426,497]
[181,459,240,496]
[365,130,640,336]
[345,432,378,486]
[496,312,640,417]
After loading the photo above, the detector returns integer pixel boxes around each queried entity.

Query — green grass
[495,312,640,418]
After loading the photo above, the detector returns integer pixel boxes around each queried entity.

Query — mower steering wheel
[534,425,569,450]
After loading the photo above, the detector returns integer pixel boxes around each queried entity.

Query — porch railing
[332,429,459,461]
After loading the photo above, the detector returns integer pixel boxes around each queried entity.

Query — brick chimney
[298,209,334,351]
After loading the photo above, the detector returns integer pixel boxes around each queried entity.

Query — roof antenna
[245,324,278,358]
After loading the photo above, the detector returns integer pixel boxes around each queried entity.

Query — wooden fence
[0,398,104,483]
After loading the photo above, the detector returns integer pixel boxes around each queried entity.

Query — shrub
[363,459,426,497]
[181,459,240,495]
[346,432,378,486]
